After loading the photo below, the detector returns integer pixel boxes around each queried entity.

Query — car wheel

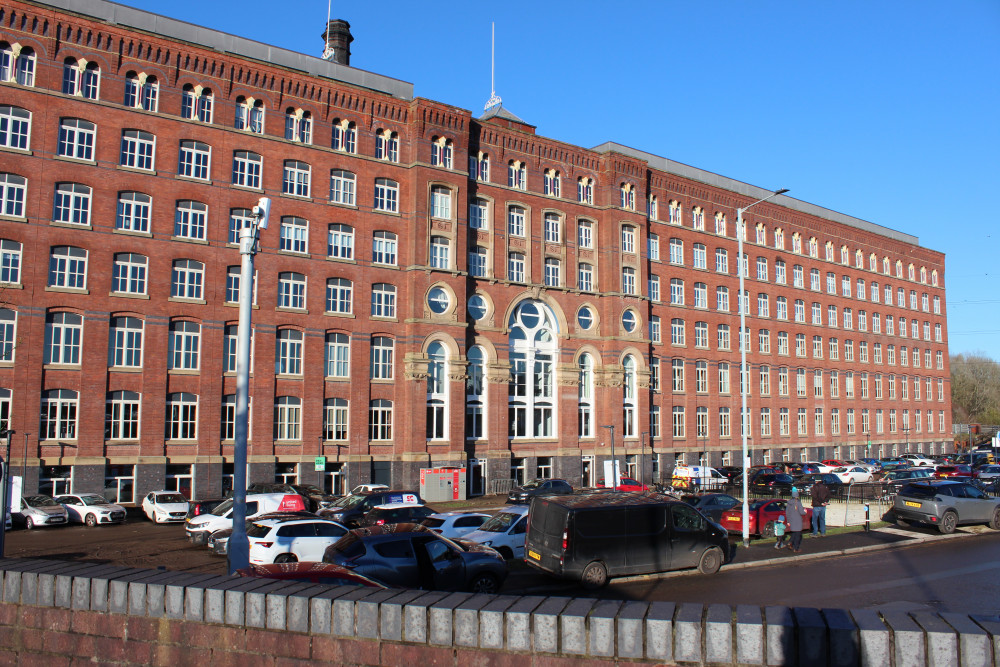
[84,513,97,528]
[273,553,297,564]
[468,573,500,594]
[698,547,723,575]
[581,561,608,590]
[989,508,1000,531]
[24,517,34,530]
[938,511,958,535]
[761,521,776,539]
[496,547,513,561]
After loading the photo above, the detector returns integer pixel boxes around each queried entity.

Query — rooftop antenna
[322,0,333,60]
[484,22,502,111]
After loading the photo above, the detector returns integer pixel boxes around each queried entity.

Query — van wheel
[989,509,1000,531]
[761,521,776,539]
[581,561,608,590]
[698,547,723,575]
[939,511,958,535]
[274,553,297,564]
[468,573,500,594]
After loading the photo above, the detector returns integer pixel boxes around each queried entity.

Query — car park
[524,492,730,588]
[236,562,386,587]
[207,511,319,555]
[15,495,69,529]
[55,494,127,527]
[318,490,423,527]
[679,493,739,523]
[141,491,190,523]
[462,505,529,560]
[973,465,1000,480]
[359,503,436,527]
[247,516,350,564]
[893,480,1000,534]
[830,466,875,484]
[323,523,507,593]
[506,478,573,504]
[185,493,307,545]
[421,512,491,539]
[720,498,813,538]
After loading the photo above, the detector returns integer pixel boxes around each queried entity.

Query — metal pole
[602,425,616,491]
[227,197,269,575]
[20,432,29,484]
[641,431,648,489]
[0,430,14,558]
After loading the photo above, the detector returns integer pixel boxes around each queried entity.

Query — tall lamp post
[602,425,617,491]
[739,188,789,547]
[227,196,270,575]
[641,431,648,489]
[0,429,14,558]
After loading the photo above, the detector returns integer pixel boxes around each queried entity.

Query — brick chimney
[322,20,354,66]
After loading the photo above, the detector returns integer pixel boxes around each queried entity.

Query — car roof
[371,502,428,510]
[252,515,341,526]
[428,511,490,519]
[494,505,530,515]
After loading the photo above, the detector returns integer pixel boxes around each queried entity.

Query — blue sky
[119,0,1000,361]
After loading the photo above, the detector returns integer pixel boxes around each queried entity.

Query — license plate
[727,516,740,521]
[904,501,921,507]
[527,550,541,561]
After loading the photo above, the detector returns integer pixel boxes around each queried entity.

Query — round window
[518,302,539,328]
[621,310,636,333]
[428,287,450,314]
[577,306,593,330]
[467,294,487,321]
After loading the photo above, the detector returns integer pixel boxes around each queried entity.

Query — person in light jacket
[786,487,808,553]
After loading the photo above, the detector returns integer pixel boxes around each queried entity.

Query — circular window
[468,294,487,321]
[621,309,637,333]
[577,306,593,330]
[518,302,540,329]
[427,287,450,314]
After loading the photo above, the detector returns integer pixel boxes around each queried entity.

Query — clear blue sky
[119,0,1000,361]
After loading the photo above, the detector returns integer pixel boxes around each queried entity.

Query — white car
[974,465,1000,480]
[184,493,307,545]
[422,512,491,539]
[247,517,349,565]
[463,505,529,560]
[16,495,69,529]
[831,466,874,484]
[55,494,127,527]
[900,454,935,467]
[349,484,389,495]
[141,491,190,523]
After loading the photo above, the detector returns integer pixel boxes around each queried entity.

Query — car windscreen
[156,493,186,503]
[24,496,57,507]
[212,499,235,515]
[749,500,769,510]
[325,534,366,560]
[81,495,109,506]
[479,512,521,532]
[338,494,368,510]
[520,481,541,490]
[246,523,271,538]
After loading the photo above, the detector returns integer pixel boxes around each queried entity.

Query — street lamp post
[641,432,648,488]
[227,196,270,575]
[738,188,789,548]
[602,425,617,491]
[0,429,14,558]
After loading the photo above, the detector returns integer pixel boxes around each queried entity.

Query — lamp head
[252,197,271,230]
[775,188,789,195]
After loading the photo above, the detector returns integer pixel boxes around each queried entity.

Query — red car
[594,477,649,492]
[821,459,846,468]
[236,562,385,587]
[719,498,813,538]
[934,465,972,479]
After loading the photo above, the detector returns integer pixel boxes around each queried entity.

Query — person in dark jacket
[810,478,831,536]
[786,487,808,553]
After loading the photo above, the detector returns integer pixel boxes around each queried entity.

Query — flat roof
[37,0,414,100]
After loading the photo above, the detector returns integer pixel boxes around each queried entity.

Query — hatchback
[141,491,190,523]
[506,479,573,504]
[16,495,69,529]
[359,503,436,527]
[421,512,491,539]
[247,517,350,564]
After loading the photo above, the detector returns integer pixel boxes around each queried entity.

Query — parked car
[55,494,127,527]
[318,490,423,527]
[751,474,798,495]
[893,480,1000,534]
[185,493,307,545]
[359,503,436,527]
[680,493,740,523]
[804,461,837,474]
[15,495,69,529]
[506,479,572,504]
[292,484,341,512]
[186,498,228,519]
[247,516,350,564]
[933,465,972,480]
[900,453,935,467]
[462,505,529,560]
[830,466,875,484]
[973,465,1000,481]
[421,512,491,539]
[208,511,319,555]
[141,491,190,523]
[236,562,385,587]
[795,473,847,498]
[323,523,507,593]
[349,484,389,496]
[716,466,744,485]
[788,463,822,476]
[671,466,728,491]
[719,498,813,538]
[594,477,648,492]
[524,492,730,589]
[880,468,934,493]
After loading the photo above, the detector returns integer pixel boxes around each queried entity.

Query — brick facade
[0,0,951,502]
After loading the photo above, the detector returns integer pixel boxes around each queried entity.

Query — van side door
[572,509,628,576]
[625,505,669,575]
[668,504,709,569]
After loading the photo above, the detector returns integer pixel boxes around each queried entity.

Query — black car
[292,484,340,512]
[880,468,934,494]
[795,473,846,498]
[317,490,423,527]
[323,523,507,593]
[359,504,436,527]
[506,478,573,504]
[680,493,740,523]
[716,467,744,485]
[750,474,797,495]
[186,497,228,519]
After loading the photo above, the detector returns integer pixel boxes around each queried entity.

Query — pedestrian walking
[773,514,788,549]
[811,477,831,536]
[787,488,807,553]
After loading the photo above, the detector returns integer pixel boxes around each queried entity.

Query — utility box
[419,467,467,502]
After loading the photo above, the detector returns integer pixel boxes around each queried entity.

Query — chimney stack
[322,20,354,66]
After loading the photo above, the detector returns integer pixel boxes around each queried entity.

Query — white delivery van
[670,466,727,491]
[184,493,306,545]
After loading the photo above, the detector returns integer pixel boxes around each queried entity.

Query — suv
[506,479,573,504]
[893,480,1000,534]
[247,516,349,564]
[185,493,307,544]
[318,490,423,527]
[359,503,436,527]
[880,467,933,494]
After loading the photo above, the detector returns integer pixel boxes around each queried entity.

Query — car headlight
[482,540,493,546]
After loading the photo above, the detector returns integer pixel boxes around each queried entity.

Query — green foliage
[951,353,1000,425]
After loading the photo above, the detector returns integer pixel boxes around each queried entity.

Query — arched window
[577,177,594,204]
[426,341,448,440]
[431,137,453,168]
[508,300,558,438]
[544,169,560,197]
[235,97,264,133]
[620,183,635,210]
[578,354,594,438]
[332,119,356,152]
[284,108,311,143]
[623,355,638,437]
[123,72,157,111]
[182,84,213,122]
[466,346,486,440]
[62,58,99,99]
[377,129,399,161]
[470,152,489,182]
[1,44,35,86]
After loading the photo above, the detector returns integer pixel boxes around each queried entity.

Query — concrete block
[940,613,991,667]
[851,609,891,667]
[706,604,733,665]
[244,581,292,628]
[428,592,471,646]
[794,607,828,667]
[284,585,330,634]
[37,572,57,607]
[188,576,239,623]
[478,595,516,650]
[913,612,959,667]
[616,601,648,660]
[2,570,20,604]
[308,586,360,634]
[219,578,273,626]
[20,571,38,606]
[71,575,91,610]
[333,587,383,637]
[164,574,218,620]
[822,608,859,667]
[560,598,596,655]
[883,611,927,667]
[674,602,704,663]
[645,600,676,661]
[588,599,622,657]
[970,615,1000,667]
[128,581,148,616]
[355,589,398,639]
[765,606,796,666]
[55,573,74,608]
[378,590,423,642]
[402,591,447,643]
[532,596,570,653]
[505,595,545,652]
[453,594,491,648]
[736,605,765,665]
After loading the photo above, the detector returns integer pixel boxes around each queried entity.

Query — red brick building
[0,0,951,502]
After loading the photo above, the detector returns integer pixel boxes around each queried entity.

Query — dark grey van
[524,492,729,588]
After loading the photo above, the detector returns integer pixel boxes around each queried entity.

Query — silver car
[893,480,1000,534]
[16,495,69,529]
